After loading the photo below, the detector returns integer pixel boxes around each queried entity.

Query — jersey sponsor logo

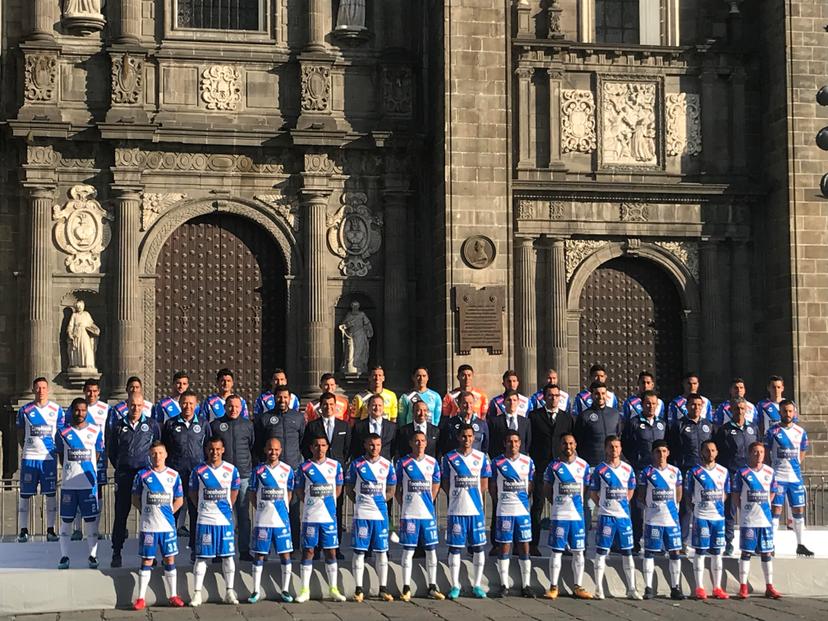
[310,483,334,497]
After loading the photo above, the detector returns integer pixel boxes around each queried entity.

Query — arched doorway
[578,257,683,399]
[154,213,286,401]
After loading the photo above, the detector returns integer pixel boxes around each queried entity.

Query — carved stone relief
[517,200,536,220]
[620,203,649,222]
[516,199,566,220]
[26,145,59,167]
[665,93,702,157]
[304,151,340,175]
[200,65,242,111]
[327,192,383,277]
[24,54,58,103]
[565,239,608,281]
[116,149,288,174]
[111,54,143,105]
[561,90,597,153]
[655,241,699,281]
[53,185,113,274]
[383,66,413,116]
[301,65,332,112]
[141,193,188,231]
[601,81,658,166]
[255,194,300,232]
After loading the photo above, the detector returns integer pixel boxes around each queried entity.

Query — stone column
[730,240,751,376]
[730,66,747,174]
[23,186,55,386]
[112,189,142,398]
[700,240,724,396]
[548,238,568,388]
[117,0,142,45]
[516,67,535,170]
[307,0,327,52]
[515,236,538,388]
[700,62,718,175]
[30,0,56,42]
[382,187,410,390]
[548,69,565,169]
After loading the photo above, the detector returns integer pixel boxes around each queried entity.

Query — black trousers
[175,468,198,552]
[530,471,547,547]
[111,468,137,554]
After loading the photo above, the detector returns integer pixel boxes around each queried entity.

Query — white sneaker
[627,588,643,600]
[295,587,310,603]
[329,586,346,602]
[224,588,239,605]
[594,588,605,600]
[190,590,202,607]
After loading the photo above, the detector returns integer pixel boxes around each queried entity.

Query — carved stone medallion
[383,66,413,116]
[601,81,658,166]
[327,193,383,277]
[620,203,649,222]
[461,235,496,270]
[111,53,143,105]
[301,65,332,112]
[201,65,242,111]
[53,185,113,274]
[25,54,58,103]
[561,90,597,153]
[665,93,702,157]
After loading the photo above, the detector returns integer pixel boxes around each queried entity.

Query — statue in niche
[339,301,373,375]
[66,300,100,372]
[64,0,102,16]
[336,0,366,31]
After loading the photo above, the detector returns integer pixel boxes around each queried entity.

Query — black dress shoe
[111,554,122,568]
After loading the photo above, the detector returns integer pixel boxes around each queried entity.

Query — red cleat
[694,587,708,600]
[738,584,749,599]
[712,587,730,600]
[765,585,782,599]
[168,596,185,607]
[133,599,146,611]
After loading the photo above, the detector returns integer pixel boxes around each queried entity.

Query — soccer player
[487,370,532,418]
[203,368,250,421]
[442,364,489,419]
[489,431,535,598]
[714,378,757,426]
[589,435,640,600]
[572,364,619,416]
[396,430,444,601]
[305,373,350,422]
[189,437,241,606]
[346,433,397,602]
[254,368,300,418]
[398,367,443,426]
[765,400,814,557]
[351,366,398,421]
[667,372,712,425]
[131,441,185,610]
[637,440,684,600]
[152,371,197,424]
[543,433,592,600]
[731,442,781,599]
[622,371,665,421]
[247,437,295,604]
[442,424,492,600]
[108,376,153,428]
[684,440,730,600]
[17,377,64,543]
[55,398,103,569]
[756,375,798,433]
[529,368,570,412]
[295,435,347,603]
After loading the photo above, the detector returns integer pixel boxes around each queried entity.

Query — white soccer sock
[194,559,207,592]
[694,553,706,589]
[623,554,636,591]
[761,558,773,585]
[669,557,681,589]
[772,516,780,531]
[498,556,510,588]
[376,552,389,588]
[519,557,531,589]
[643,556,655,589]
[472,551,485,588]
[84,518,99,557]
[738,558,750,585]
[325,561,338,590]
[793,517,805,545]
[281,558,292,593]
[222,557,236,591]
[593,554,607,591]
[401,549,415,587]
[549,551,563,587]
[252,560,264,594]
[301,561,313,590]
[426,549,438,586]
[572,550,585,587]
[164,563,177,598]
[138,566,151,599]
[73,513,82,533]
[353,552,365,588]
[45,495,57,530]
[18,496,30,531]
[711,554,723,590]
[448,552,461,588]
[59,521,71,558]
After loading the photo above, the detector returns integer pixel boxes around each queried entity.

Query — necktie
[372,420,380,435]
[326,418,333,442]
[508,415,517,431]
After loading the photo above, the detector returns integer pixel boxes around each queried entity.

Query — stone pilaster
[730,66,747,174]
[516,66,535,171]
[700,240,725,396]
[30,0,56,42]
[117,0,142,45]
[548,238,568,389]
[548,68,566,169]
[514,236,537,388]
[700,61,718,176]
[307,0,327,52]
[515,0,532,39]
[382,174,411,390]
[730,240,751,377]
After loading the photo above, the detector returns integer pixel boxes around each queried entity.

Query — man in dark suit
[302,392,351,462]
[351,394,397,460]
[438,390,489,456]
[527,383,575,556]
[396,400,440,458]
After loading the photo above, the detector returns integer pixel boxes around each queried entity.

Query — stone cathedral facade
[0,2,825,446]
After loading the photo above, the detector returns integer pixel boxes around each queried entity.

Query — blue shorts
[400,518,439,548]
[302,522,338,550]
[352,518,389,552]
[195,523,236,558]
[20,459,57,497]
[140,531,179,559]
[548,519,586,551]
[446,514,487,548]
[740,526,774,554]
[494,514,532,544]
[773,481,806,508]
[60,488,99,520]
[692,518,725,551]
[644,523,682,552]
[251,525,293,555]
[595,515,634,551]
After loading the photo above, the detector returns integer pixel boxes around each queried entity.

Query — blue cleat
[247,592,260,604]
[280,591,294,603]
[58,556,70,570]
[447,587,461,600]
[472,586,487,599]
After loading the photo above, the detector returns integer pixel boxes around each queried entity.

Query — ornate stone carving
[601,81,658,166]
[141,193,187,231]
[111,53,143,105]
[301,65,332,112]
[547,0,564,39]
[26,145,58,167]
[53,185,113,274]
[461,236,496,270]
[327,193,383,277]
[518,200,535,220]
[119,150,287,174]
[655,241,699,281]
[565,239,608,281]
[62,0,105,35]
[620,203,649,222]
[665,93,702,157]
[516,199,566,220]
[115,147,144,168]
[549,201,565,219]
[200,65,242,111]
[24,54,58,103]
[561,90,597,154]
[304,152,339,175]
[66,299,100,373]
[255,194,300,231]
[383,66,413,116]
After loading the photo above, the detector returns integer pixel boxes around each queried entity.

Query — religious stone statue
[336,0,366,31]
[339,301,373,375]
[64,0,102,16]
[62,0,105,35]
[66,300,100,372]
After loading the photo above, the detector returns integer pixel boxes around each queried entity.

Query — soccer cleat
[379,588,394,602]
[428,585,445,600]
[177,525,190,538]
[738,583,749,599]
[88,556,98,569]
[711,587,730,600]
[353,587,364,603]
[593,588,605,600]
[247,591,260,604]
[521,586,534,598]
[694,587,708,600]
[190,590,203,607]
[447,586,461,600]
[46,528,59,542]
[295,588,310,603]
[544,586,559,600]
[765,585,782,599]
[628,588,643,600]
[224,588,239,605]
[329,586,346,602]
[168,596,185,607]
[796,544,814,558]
[17,529,29,543]
[643,586,654,600]
[280,591,293,603]
[133,599,146,611]
[71,529,82,541]
[573,586,593,600]
[724,543,734,557]
[670,587,686,601]
[490,585,506,598]
[400,586,411,602]
[472,586,487,599]
[111,553,122,568]
[58,556,70,570]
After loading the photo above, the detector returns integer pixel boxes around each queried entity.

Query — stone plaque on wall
[453,285,505,355]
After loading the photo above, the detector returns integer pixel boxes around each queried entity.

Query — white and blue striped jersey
[297,458,342,524]
[442,449,492,517]
[17,401,64,461]
[395,454,440,520]
[56,424,103,490]
[492,453,534,517]
[250,461,294,528]
[732,465,777,528]
[133,466,183,533]
[685,463,730,520]
[190,461,240,526]
[639,464,682,527]
[346,456,396,521]
[590,461,635,518]
[544,457,590,521]
[764,423,808,484]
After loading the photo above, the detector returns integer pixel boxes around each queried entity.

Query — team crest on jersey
[270,416,278,424]
[555,526,564,537]
[589,413,599,422]
[700,527,710,537]
[193,425,201,433]
[141,423,149,432]
[702,425,710,432]
[502,519,512,530]
[602,525,612,536]
[407,521,416,533]
[358,526,368,538]
[472,424,479,431]
[144,534,154,545]
[306,525,316,536]
[201,532,212,545]
[220,423,229,431]
[747,427,755,435]
[452,523,462,534]
[656,422,664,430]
